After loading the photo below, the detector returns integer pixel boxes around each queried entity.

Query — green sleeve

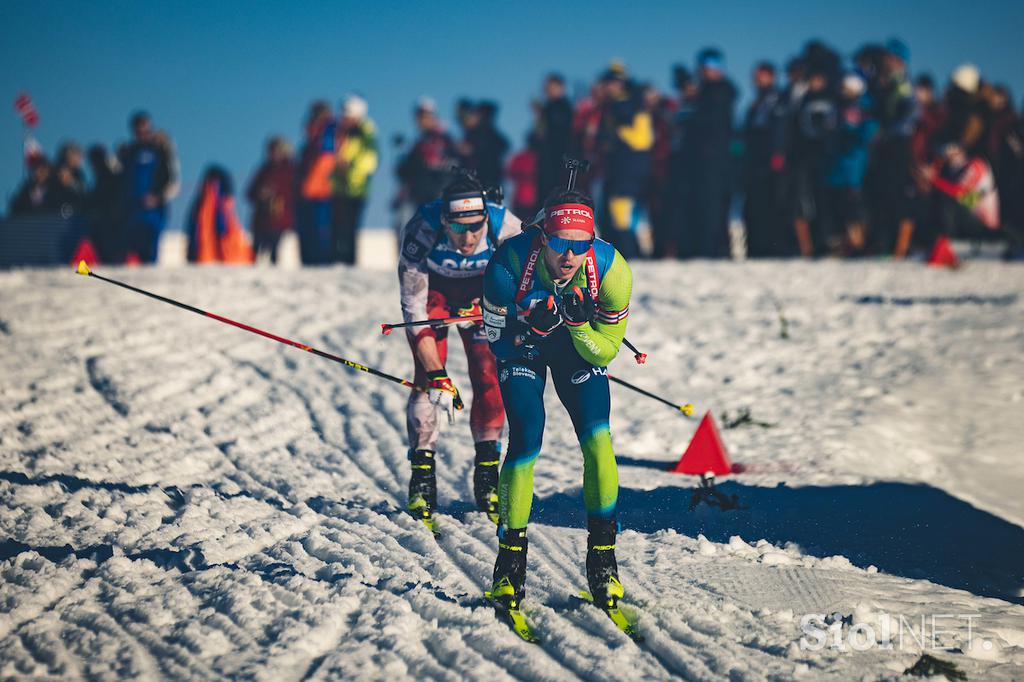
[568,249,632,366]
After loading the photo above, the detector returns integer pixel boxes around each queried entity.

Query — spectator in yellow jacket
[332,95,379,264]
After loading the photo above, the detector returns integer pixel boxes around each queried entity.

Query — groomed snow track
[2,262,1023,680]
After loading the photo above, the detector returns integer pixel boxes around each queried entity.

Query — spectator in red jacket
[397,97,459,206]
[505,132,539,219]
[247,136,295,264]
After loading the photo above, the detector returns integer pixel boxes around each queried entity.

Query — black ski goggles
[545,235,594,255]
[445,217,488,234]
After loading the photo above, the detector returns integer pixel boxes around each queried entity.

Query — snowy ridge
[1,261,1023,680]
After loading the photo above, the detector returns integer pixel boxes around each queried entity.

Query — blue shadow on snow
[530,478,1024,604]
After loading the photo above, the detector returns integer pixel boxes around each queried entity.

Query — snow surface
[1,259,1023,680]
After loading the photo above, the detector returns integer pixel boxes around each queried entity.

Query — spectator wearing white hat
[939,64,987,158]
[331,94,379,264]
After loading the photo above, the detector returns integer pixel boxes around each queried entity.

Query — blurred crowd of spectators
[7,36,1023,266]
[6,96,379,266]
[393,39,1022,261]
[9,111,180,263]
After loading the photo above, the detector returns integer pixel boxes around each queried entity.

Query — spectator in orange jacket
[188,165,253,264]
[296,101,336,265]
[506,132,539,219]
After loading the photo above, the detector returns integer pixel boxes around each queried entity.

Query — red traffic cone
[70,238,98,268]
[669,411,734,476]
[927,236,959,268]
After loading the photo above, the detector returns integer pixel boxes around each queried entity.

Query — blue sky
[2,0,1022,229]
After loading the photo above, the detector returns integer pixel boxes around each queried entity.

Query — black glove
[560,286,595,327]
[526,295,563,337]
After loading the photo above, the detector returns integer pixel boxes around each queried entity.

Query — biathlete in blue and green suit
[482,187,633,610]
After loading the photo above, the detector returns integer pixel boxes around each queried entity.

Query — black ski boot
[586,518,624,609]
[407,449,438,534]
[488,527,538,640]
[585,518,642,641]
[490,527,528,608]
[473,440,501,524]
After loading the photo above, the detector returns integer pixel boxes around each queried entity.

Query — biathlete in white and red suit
[397,174,522,530]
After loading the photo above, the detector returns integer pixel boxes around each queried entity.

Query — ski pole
[383,314,649,364]
[375,308,679,413]
[74,261,462,409]
[608,375,693,416]
[621,338,647,365]
[381,314,482,335]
